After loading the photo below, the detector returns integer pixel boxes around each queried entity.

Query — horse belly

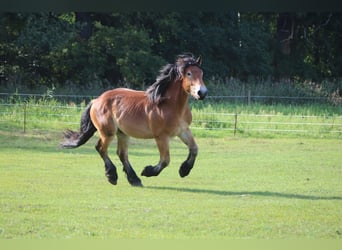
[116,116,154,139]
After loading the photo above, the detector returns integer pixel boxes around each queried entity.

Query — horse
[61,53,208,187]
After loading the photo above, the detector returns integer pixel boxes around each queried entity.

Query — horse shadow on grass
[145,186,342,201]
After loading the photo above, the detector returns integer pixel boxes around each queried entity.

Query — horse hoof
[141,165,157,177]
[106,168,118,185]
[106,173,118,185]
[179,162,192,178]
[131,181,143,187]
[128,177,143,187]
[107,178,117,185]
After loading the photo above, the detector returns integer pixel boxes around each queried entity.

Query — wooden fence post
[234,113,238,136]
[23,103,27,133]
[247,90,251,106]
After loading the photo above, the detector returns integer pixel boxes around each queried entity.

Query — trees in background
[0,12,341,94]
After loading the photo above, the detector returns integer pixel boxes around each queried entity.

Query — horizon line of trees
[0,12,341,93]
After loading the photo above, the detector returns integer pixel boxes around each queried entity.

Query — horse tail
[61,101,97,148]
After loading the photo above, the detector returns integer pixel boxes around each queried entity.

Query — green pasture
[0,129,341,239]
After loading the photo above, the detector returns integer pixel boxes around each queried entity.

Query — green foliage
[237,15,273,77]
[43,17,165,89]
[0,13,76,89]
[0,12,341,98]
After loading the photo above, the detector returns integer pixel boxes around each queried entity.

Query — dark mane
[146,53,200,104]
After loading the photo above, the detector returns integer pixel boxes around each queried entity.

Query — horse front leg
[178,128,198,177]
[141,136,170,177]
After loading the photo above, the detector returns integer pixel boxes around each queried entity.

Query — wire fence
[1,97,341,138]
[206,94,334,105]
[190,111,342,137]
[0,91,338,105]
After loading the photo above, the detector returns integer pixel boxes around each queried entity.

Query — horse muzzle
[198,85,208,100]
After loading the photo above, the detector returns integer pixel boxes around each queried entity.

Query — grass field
[0,129,341,239]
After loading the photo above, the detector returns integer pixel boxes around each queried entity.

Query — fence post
[247,90,251,106]
[23,103,27,133]
[234,113,238,136]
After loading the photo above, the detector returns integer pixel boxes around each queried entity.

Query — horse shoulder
[182,106,192,125]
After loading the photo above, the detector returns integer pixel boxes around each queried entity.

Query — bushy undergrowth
[203,78,342,106]
[1,78,341,106]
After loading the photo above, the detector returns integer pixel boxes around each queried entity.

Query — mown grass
[0,129,341,239]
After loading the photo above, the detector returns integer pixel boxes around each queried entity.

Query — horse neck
[166,79,189,111]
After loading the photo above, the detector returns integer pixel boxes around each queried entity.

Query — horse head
[181,55,208,100]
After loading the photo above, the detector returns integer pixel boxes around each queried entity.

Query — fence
[190,111,342,137]
[0,91,336,105]
[206,92,335,105]
[1,98,341,138]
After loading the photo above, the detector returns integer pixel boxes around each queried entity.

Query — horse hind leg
[95,134,118,185]
[116,130,143,187]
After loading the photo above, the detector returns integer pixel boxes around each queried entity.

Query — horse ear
[196,55,202,66]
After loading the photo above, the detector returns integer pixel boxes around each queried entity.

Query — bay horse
[61,53,207,187]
